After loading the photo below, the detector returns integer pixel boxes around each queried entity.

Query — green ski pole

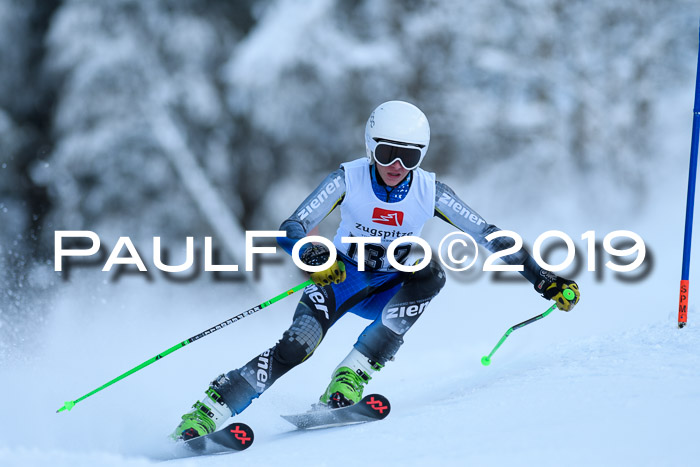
[480,289,575,366]
[57,278,314,413]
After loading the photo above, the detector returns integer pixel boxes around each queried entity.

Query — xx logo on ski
[366,396,388,414]
[281,394,390,429]
[230,425,251,445]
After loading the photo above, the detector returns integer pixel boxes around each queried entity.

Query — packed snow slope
[2,162,699,467]
[2,101,700,467]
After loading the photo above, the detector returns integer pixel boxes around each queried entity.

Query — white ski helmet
[365,100,430,170]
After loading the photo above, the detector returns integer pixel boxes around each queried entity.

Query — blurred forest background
[0,0,698,348]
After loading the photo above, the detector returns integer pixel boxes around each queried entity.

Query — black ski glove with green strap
[300,244,346,286]
[535,270,580,311]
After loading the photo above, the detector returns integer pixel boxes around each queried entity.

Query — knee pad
[231,314,324,403]
[408,258,446,294]
[275,314,323,366]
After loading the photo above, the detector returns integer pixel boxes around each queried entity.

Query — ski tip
[175,422,254,458]
[222,422,255,451]
[183,422,254,453]
[361,394,391,420]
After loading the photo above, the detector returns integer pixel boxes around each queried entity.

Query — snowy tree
[1,0,698,349]
[38,0,260,250]
[223,0,697,212]
[0,0,59,351]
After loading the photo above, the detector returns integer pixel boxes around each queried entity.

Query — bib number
[347,241,411,270]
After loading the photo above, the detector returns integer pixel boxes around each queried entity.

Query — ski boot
[319,349,383,408]
[171,375,233,441]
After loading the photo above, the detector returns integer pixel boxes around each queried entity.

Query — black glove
[300,244,346,286]
[534,270,580,311]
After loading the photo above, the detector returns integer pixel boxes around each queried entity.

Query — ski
[281,394,390,429]
[179,422,254,456]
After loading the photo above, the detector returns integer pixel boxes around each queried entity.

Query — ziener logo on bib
[372,208,404,226]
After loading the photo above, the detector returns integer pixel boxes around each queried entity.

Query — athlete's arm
[433,180,542,284]
[277,168,346,255]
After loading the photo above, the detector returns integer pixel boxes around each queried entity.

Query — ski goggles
[373,141,426,170]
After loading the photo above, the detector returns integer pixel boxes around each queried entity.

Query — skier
[172,100,580,439]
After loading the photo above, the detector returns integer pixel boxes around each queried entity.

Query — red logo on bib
[372,208,404,226]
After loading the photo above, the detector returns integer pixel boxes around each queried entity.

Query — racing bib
[332,158,435,271]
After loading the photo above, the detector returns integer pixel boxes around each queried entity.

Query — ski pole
[56,278,313,413]
[480,289,575,366]
[678,20,700,328]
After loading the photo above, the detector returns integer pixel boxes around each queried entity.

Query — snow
[2,3,700,465]
[2,119,700,466]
